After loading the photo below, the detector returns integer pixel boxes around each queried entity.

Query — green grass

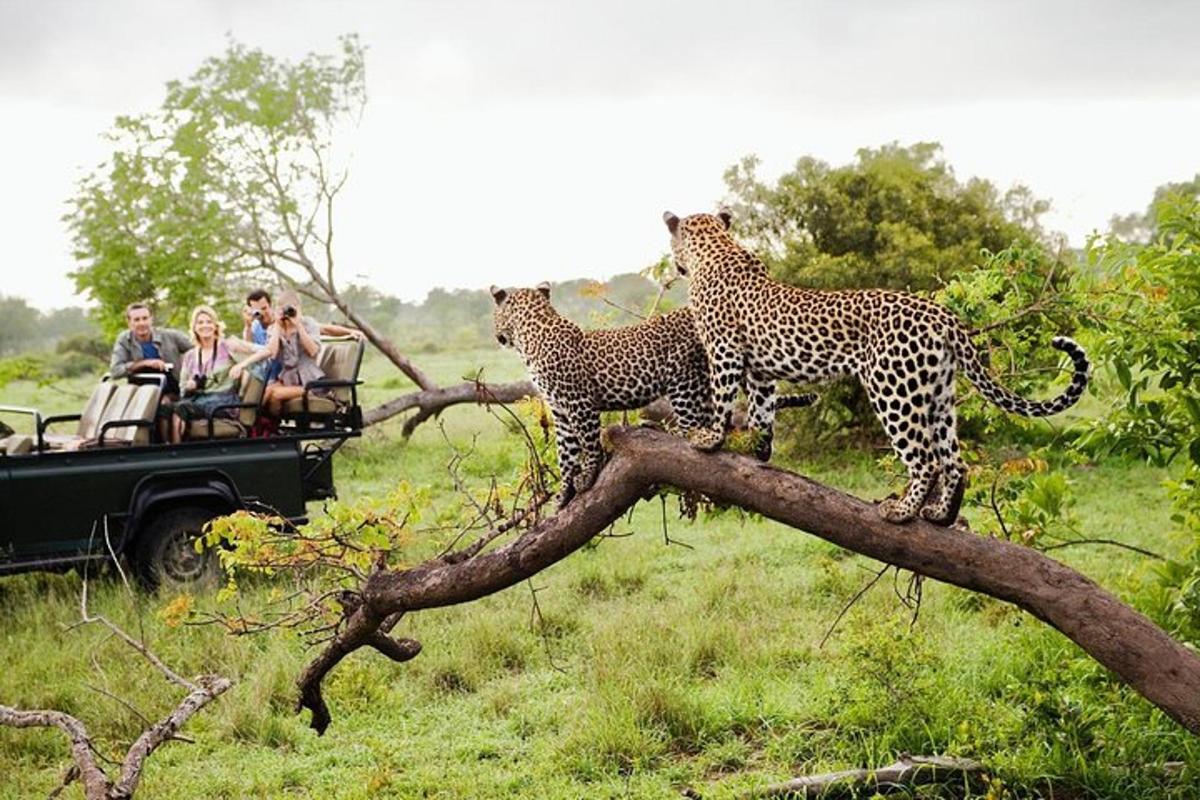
[2,349,1199,798]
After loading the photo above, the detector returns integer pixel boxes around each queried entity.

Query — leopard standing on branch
[661,210,1090,526]
[491,283,815,507]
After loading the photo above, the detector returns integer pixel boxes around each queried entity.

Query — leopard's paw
[687,428,724,452]
[878,496,916,524]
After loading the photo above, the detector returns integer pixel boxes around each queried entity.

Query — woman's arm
[296,319,321,358]
[318,322,363,340]
[180,348,199,395]
[225,337,263,357]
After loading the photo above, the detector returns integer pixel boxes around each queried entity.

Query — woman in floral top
[170,306,264,442]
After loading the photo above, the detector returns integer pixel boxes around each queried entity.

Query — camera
[282,305,297,319]
[193,373,208,391]
[251,309,263,319]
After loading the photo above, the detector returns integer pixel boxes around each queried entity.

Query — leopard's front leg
[690,339,741,451]
[571,410,604,497]
[551,408,582,508]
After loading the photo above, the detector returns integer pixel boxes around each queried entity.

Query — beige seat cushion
[70,382,118,439]
[43,382,120,449]
[1,435,33,456]
[60,385,137,450]
[185,368,264,440]
[118,384,162,445]
[185,418,246,439]
[280,338,362,417]
[281,394,340,415]
[316,339,361,405]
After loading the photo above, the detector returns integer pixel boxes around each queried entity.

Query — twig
[527,580,567,674]
[820,563,890,648]
[660,493,694,549]
[1039,538,1164,560]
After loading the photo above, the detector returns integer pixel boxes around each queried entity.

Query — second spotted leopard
[491,283,813,506]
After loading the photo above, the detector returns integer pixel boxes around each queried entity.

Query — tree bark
[748,754,986,798]
[297,426,1200,737]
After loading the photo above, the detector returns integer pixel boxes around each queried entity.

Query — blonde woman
[171,306,266,443]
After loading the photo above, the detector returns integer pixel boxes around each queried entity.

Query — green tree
[722,141,1050,292]
[66,35,447,393]
[0,296,41,356]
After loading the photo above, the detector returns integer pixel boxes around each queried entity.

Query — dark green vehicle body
[0,431,346,579]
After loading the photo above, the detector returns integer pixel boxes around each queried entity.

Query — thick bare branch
[296,426,1200,737]
[0,706,109,799]
[112,676,232,799]
[363,380,537,431]
[750,754,986,798]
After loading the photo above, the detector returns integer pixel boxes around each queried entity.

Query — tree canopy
[65,36,366,335]
[722,141,1050,292]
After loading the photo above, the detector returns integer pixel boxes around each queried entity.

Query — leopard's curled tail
[951,329,1090,417]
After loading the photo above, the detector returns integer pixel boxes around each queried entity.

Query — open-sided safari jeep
[0,339,363,588]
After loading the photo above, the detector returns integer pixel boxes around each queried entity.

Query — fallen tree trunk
[749,754,986,798]
[363,379,536,431]
[296,426,1200,736]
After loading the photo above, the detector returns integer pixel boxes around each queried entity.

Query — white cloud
[1,0,1198,309]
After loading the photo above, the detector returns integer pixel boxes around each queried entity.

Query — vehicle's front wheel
[132,506,224,590]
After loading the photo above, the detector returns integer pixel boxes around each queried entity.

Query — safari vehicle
[0,337,365,588]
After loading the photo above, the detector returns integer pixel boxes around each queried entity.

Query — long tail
[952,330,1090,417]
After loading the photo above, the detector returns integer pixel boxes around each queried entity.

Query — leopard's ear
[490,285,507,305]
[717,207,733,230]
[535,281,552,300]
[663,211,680,235]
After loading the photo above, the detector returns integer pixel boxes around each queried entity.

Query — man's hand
[241,305,255,324]
[137,358,168,372]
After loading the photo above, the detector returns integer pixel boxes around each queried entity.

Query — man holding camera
[241,288,363,347]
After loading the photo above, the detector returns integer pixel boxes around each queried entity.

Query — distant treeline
[0,272,686,362]
[0,297,98,357]
[333,272,687,353]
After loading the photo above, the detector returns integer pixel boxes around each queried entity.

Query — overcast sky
[2,0,1198,310]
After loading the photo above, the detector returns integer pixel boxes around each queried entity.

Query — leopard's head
[490,282,553,353]
[662,208,733,279]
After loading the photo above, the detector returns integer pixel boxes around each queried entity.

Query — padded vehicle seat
[1,435,33,456]
[185,369,266,440]
[112,384,162,445]
[54,384,137,450]
[280,338,363,417]
[42,381,118,449]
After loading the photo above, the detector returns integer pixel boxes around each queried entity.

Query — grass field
[1,349,1198,798]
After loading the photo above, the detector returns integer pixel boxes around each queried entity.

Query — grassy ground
[2,350,1198,798]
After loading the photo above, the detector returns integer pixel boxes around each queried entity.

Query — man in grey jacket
[108,302,192,397]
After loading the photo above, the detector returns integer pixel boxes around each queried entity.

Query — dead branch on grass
[0,580,230,799]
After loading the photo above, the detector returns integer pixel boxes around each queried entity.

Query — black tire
[132,506,224,591]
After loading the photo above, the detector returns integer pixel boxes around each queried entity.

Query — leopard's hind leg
[744,370,778,461]
[920,358,967,526]
[863,354,941,524]
[689,338,741,451]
